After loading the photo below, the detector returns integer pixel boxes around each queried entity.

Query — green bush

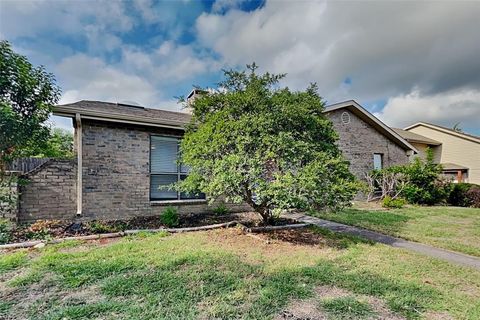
[399,148,449,205]
[448,183,479,207]
[382,196,406,209]
[213,203,229,215]
[466,186,480,208]
[160,207,179,228]
[0,219,12,244]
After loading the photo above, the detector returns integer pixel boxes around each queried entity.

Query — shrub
[213,203,229,215]
[382,195,406,209]
[0,219,12,244]
[400,148,449,205]
[466,186,480,208]
[448,183,479,207]
[160,207,179,228]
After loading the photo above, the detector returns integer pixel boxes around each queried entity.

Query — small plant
[382,195,406,209]
[0,218,13,244]
[160,207,179,227]
[25,219,62,240]
[449,183,480,207]
[213,203,229,215]
[320,296,374,319]
[87,221,117,234]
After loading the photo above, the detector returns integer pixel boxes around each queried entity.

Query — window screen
[150,136,205,201]
[373,153,383,170]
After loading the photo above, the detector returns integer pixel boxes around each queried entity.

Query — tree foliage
[24,128,74,159]
[0,40,61,167]
[367,148,450,205]
[178,64,359,223]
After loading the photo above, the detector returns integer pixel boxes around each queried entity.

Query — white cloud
[196,1,480,104]
[56,54,160,107]
[375,89,480,131]
[121,41,220,83]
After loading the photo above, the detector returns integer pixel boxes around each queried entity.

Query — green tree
[25,128,74,158]
[0,40,61,168]
[178,64,359,224]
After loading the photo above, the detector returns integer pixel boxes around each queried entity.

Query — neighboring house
[324,101,415,181]
[394,122,480,184]
[16,99,415,222]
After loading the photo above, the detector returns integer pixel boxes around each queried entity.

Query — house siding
[407,126,480,184]
[326,109,409,180]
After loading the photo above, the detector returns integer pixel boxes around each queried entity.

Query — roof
[441,163,469,171]
[392,128,441,145]
[324,100,417,152]
[54,100,191,130]
[404,122,480,144]
[54,99,416,152]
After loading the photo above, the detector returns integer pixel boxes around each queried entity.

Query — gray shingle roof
[54,100,191,128]
[392,128,441,145]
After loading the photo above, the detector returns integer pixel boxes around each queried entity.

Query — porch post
[457,170,462,183]
[75,113,82,215]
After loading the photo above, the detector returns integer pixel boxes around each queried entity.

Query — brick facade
[18,109,409,222]
[326,109,409,180]
[18,160,77,221]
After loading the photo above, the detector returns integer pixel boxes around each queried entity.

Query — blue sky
[1,0,479,134]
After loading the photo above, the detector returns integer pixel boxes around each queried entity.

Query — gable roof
[54,100,191,130]
[404,122,480,144]
[392,128,441,145]
[324,100,417,152]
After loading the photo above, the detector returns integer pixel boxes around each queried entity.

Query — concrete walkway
[287,213,480,270]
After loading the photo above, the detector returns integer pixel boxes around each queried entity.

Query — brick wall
[81,120,250,220]
[326,109,409,180]
[18,160,77,221]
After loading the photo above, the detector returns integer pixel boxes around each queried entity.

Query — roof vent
[117,101,145,109]
[341,111,350,124]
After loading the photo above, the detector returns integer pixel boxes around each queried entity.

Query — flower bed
[0,212,299,245]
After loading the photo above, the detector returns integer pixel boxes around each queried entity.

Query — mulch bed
[3,212,300,244]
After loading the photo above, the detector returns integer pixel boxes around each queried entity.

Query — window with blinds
[150,135,205,201]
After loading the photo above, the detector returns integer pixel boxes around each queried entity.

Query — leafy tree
[0,40,61,168]
[24,128,74,158]
[178,64,359,224]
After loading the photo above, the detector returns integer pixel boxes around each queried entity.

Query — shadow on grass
[24,250,437,320]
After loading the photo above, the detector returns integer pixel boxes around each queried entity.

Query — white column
[75,113,82,216]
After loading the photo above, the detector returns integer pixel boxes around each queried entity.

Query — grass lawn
[1,227,480,319]
[314,206,480,257]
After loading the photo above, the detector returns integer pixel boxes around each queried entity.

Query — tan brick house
[17,99,415,222]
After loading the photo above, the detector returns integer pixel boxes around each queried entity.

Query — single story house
[394,123,480,183]
[16,99,415,222]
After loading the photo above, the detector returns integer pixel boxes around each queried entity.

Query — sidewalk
[287,213,480,270]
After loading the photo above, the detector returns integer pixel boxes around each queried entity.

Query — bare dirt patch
[276,285,406,320]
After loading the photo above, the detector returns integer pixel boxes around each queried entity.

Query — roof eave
[405,122,480,144]
[53,105,187,130]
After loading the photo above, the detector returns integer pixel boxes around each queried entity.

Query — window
[373,153,383,170]
[150,136,205,201]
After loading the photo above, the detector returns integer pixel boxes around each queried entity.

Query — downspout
[75,113,82,216]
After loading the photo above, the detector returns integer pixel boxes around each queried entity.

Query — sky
[1,0,480,135]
